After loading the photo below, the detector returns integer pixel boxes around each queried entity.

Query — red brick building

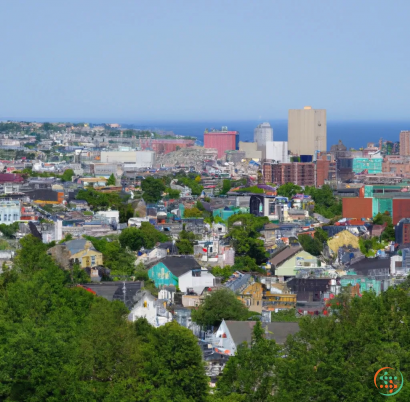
[204,129,239,158]
[264,162,315,186]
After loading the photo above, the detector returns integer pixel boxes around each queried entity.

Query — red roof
[0,173,24,183]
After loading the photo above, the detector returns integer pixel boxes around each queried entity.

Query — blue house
[148,256,202,288]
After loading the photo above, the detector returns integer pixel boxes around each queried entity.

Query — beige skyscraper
[288,106,327,156]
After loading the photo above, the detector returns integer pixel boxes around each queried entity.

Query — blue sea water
[129,120,410,150]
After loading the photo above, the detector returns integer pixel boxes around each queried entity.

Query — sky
[1,0,410,122]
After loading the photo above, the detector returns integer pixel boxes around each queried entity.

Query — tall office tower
[288,106,327,156]
[400,131,410,156]
[204,126,239,158]
[254,122,273,159]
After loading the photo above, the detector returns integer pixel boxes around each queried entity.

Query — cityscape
[2,1,410,401]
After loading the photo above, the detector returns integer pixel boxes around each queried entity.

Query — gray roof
[150,256,201,277]
[269,246,303,267]
[85,281,144,310]
[225,320,299,346]
[65,239,91,255]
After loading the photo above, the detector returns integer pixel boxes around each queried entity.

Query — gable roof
[85,281,143,310]
[64,239,97,255]
[269,246,303,267]
[151,256,201,277]
[225,320,299,346]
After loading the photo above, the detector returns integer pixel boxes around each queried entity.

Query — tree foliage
[276,182,302,198]
[216,321,280,402]
[0,235,209,401]
[184,207,203,218]
[106,173,116,186]
[227,214,269,267]
[141,176,165,203]
[61,168,74,182]
[298,233,323,256]
[191,288,250,328]
[304,185,342,218]
[119,222,169,251]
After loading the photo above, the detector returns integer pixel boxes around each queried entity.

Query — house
[147,256,215,294]
[263,292,297,311]
[84,281,144,309]
[237,281,263,313]
[269,246,319,278]
[286,278,341,302]
[212,320,299,356]
[128,290,173,327]
[48,239,103,269]
[348,257,391,280]
[158,285,176,305]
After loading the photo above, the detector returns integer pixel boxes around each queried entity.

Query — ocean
[128,120,410,150]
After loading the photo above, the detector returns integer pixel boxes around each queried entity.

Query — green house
[148,256,201,288]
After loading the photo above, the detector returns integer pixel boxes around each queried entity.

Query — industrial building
[100,150,155,168]
[288,106,327,156]
[342,184,410,224]
[204,127,239,158]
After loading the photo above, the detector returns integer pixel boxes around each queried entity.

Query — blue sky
[1,0,410,121]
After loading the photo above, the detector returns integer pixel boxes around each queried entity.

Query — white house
[128,291,172,327]
[178,267,215,295]
[212,319,300,356]
[95,209,119,225]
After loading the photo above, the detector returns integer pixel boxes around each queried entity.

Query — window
[91,256,96,266]
[3,215,6,221]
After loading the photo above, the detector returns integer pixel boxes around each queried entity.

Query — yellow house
[49,239,103,269]
[237,282,263,313]
[264,292,297,311]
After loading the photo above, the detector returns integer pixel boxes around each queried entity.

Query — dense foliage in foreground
[3,236,410,401]
[0,235,208,402]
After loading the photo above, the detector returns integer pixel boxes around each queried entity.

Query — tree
[191,288,250,327]
[61,168,74,182]
[107,173,116,186]
[221,179,232,195]
[0,222,19,238]
[165,187,180,199]
[273,289,410,401]
[216,321,280,402]
[227,214,269,266]
[119,223,168,251]
[141,176,165,203]
[277,182,302,198]
[304,185,342,218]
[184,207,203,218]
[211,265,235,282]
[271,308,298,322]
[298,234,322,256]
[176,239,194,254]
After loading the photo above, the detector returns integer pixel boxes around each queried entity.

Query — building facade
[254,122,273,159]
[265,141,289,163]
[0,200,21,224]
[400,131,410,156]
[204,127,239,158]
[264,162,315,186]
[288,106,327,156]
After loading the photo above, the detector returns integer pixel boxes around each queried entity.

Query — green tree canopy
[141,176,165,203]
[191,288,250,328]
[0,235,209,401]
[119,222,169,251]
[61,168,74,182]
[216,321,280,402]
[106,173,116,186]
[276,182,302,198]
[184,207,203,218]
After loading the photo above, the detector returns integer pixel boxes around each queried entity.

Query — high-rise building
[265,141,289,163]
[254,122,273,158]
[400,131,410,156]
[288,106,327,156]
[204,127,239,158]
